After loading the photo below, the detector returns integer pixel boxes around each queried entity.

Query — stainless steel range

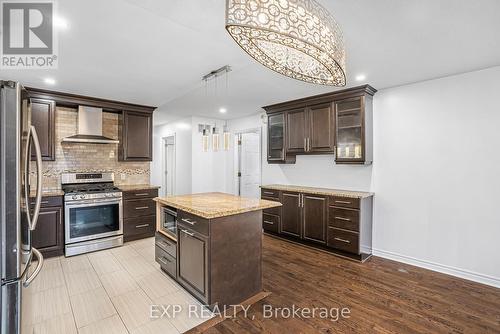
[62,172,123,256]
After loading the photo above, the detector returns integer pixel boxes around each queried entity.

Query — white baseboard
[372,248,500,288]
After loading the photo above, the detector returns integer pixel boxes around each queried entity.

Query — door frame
[233,127,262,196]
[162,134,176,196]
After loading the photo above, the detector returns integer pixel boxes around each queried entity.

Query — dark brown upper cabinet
[286,108,308,154]
[334,94,373,164]
[119,110,153,161]
[263,85,376,165]
[309,104,335,153]
[30,98,56,161]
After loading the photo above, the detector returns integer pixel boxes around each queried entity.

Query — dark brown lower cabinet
[123,188,158,242]
[281,192,301,237]
[168,209,262,308]
[302,194,327,244]
[30,196,64,258]
[177,227,209,303]
[261,186,373,262]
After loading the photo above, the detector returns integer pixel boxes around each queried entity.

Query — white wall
[372,66,500,287]
[151,117,193,196]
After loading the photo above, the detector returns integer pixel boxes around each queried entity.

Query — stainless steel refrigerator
[1,81,44,334]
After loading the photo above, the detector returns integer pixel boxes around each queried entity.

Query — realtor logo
[1,1,58,69]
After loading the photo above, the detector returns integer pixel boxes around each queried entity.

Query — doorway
[235,129,261,198]
[162,135,176,196]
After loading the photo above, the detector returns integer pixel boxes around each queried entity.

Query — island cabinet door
[302,194,327,244]
[281,192,302,238]
[177,228,209,303]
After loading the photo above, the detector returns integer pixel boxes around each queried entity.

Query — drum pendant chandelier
[225,0,346,86]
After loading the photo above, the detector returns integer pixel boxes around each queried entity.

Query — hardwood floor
[204,235,500,334]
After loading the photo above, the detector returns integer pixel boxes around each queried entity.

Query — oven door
[65,199,123,244]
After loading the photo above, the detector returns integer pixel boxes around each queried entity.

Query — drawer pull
[135,206,149,210]
[158,240,172,248]
[334,216,351,221]
[263,220,274,225]
[181,218,195,225]
[40,201,49,204]
[335,200,351,205]
[158,256,172,265]
[135,193,150,196]
[181,229,195,237]
[263,191,275,195]
[135,224,150,228]
[334,237,351,244]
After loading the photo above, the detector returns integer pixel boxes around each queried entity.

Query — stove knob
[72,195,77,200]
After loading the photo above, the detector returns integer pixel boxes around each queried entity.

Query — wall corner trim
[372,248,500,288]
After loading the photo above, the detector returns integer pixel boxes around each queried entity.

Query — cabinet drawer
[263,204,281,217]
[155,246,176,278]
[155,233,176,258]
[261,188,280,199]
[123,188,158,200]
[124,215,155,237]
[262,213,279,233]
[177,211,209,236]
[327,227,359,254]
[123,199,155,218]
[329,196,360,209]
[328,207,359,232]
[30,196,63,208]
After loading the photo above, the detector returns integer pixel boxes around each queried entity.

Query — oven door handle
[65,199,122,208]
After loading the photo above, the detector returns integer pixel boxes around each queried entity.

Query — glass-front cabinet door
[267,112,285,162]
[335,97,364,163]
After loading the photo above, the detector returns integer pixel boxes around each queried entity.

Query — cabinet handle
[307,138,310,152]
[135,193,149,196]
[304,138,307,151]
[181,218,195,225]
[158,240,172,248]
[181,229,195,237]
[334,237,351,244]
[135,224,150,228]
[263,220,274,225]
[334,216,351,221]
[335,200,351,205]
[263,191,274,195]
[135,206,149,210]
[158,256,172,265]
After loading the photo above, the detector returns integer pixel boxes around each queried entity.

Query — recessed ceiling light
[219,108,227,114]
[44,78,56,85]
[355,74,366,82]
[54,16,68,30]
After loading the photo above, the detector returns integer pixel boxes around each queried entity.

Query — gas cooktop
[62,183,121,195]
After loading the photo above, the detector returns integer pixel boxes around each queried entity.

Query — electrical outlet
[120,173,126,181]
[109,150,115,158]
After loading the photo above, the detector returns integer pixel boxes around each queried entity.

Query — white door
[239,132,261,198]
[163,136,175,196]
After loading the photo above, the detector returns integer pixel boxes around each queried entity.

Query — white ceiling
[3,0,500,123]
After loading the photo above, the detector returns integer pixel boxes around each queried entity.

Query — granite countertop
[118,184,161,192]
[154,192,282,219]
[29,189,65,197]
[261,184,374,199]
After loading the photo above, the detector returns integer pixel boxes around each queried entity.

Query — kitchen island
[154,192,281,309]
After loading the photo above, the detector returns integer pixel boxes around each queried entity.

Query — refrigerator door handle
[23,247,43,287]
[23,125,43,231]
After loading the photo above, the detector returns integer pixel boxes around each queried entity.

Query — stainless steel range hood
[62,106,119,144]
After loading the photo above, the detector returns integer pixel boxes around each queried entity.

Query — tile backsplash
[30,107,150,191]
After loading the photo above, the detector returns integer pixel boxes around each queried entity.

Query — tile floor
[23,237,212,334]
